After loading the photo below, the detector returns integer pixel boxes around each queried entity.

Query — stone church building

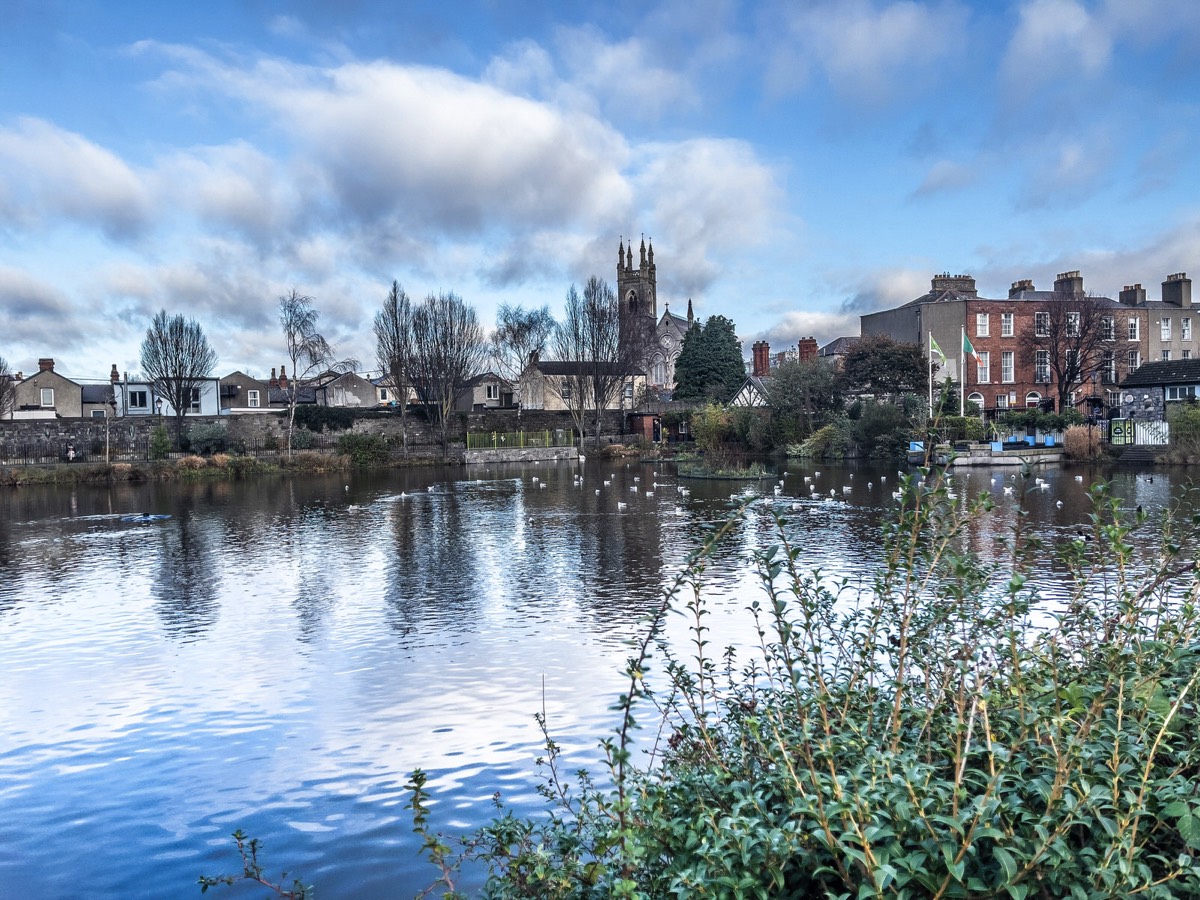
[617,236,694,393]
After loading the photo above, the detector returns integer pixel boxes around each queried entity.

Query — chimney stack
[269,367,279,388]
[931,273,978,297]
[1162,272,1191,309]
[38,358,54,373]
[278,366,289,390]
[797,336,818,361]
[1009,279,1035,298]
[110,364,120,384]
[1119,283,1146,306]
[1053,270,1084,296]
[751,341,770,377]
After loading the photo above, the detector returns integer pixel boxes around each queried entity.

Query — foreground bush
[205,473,1200,898]
[1063,424,1105,460]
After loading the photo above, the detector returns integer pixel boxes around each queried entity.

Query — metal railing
[465,430,575,450]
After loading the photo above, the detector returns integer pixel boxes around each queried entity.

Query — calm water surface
[0,459,1188,898]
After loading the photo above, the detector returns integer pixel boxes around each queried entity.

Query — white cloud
[1001,0,1112,96]
[763,0,968,103]
[0,266,87,352]
[0,118,153,237]
[912,160,977,198]
[635,138,781,298]
[756,309,861,348]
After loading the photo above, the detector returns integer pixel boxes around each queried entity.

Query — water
[0,459,1188,898]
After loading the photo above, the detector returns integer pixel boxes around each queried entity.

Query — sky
[3,0,1200,384]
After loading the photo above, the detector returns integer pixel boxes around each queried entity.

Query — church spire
[647,238,654,266]
[639,235,646,268]
[618,237,624,269]
[687,298,694,327]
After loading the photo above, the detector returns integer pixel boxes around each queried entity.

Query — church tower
[617,236,657,359]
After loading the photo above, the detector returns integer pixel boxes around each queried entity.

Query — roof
[535,361,646,377]
[819,336,859,355]
[80,384,114,404]
[463,371,511,388]
[1120,358,1200,388]
[268,386,317,404]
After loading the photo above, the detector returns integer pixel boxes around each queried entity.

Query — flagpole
[960,325,966,417]
[928,331,934,418]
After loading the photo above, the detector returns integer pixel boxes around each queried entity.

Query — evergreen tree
[672,315,745,402]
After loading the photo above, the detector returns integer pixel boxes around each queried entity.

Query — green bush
[293,405,357,432]
[149,425,171,460]
[335,432,389,467]
[185,423,228,455]
[851,400,911,459]
[940,414,986,442]
[289,428,314,450]
[394,476,1200,899]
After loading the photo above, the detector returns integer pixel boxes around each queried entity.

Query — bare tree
[408,291,488,458]
[1020,291,1118,413]
[551,276,646,447]
[279,290,357,456]
[0,356,16,420]
[139,309,218,446]
[374,281,415,455]
[490,303,555,418]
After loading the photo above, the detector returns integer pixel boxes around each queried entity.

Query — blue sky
[3,0,1200,383]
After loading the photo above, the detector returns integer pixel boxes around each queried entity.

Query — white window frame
[1184,318,1193,341]
[966,391,984,411]
[623,381,634,400]
[976,313,990,337]
[1001,312,1014,337]
[560,379,572,401]
[1101,316,1115,341]
[485,383,499,401]
[976,350,991,384]
[91,409,106,418]
[128,389,148,410]
[1162,318,1172,341]
[1102,351,1115,382]
[1127,350,1140,372]
[247,389,260,408]
[1166,386,1198,402]
[1185,350,1193,360]
[40,387,54,407]
[1001,350,1014,383]
[1066,311,1081,337]
[1128,317,1140,341]
[1162,350,1172,361]
[1035,350,1050,383]
[1035,312,1049,337]
[1025,391,1041,408]
[189,387,202,414]
[995,394,1009,409]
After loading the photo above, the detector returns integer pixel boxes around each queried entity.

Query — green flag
[929,334,946,364]
[962,331,979,364]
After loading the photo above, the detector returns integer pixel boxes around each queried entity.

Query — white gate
[1134,420,1170,446]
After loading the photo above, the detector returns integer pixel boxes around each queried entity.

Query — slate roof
[1120,358,1200,388]
[80,385,114,404]
[268,386,317,404]
[536,361,646,377]
[819,336,859,356]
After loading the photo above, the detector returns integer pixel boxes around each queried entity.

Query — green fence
[465,430,575,450]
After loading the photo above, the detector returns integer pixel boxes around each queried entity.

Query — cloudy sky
[3,0,1200,383]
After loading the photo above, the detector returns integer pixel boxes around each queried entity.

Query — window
[91,409,106,418]
[1163,350,1172,361]
[623,381,634,400]
[1128,350,1140,372]
[189,387,202,413]
[1101,316,1115,340]
[128,389,148,410]
[1167,386,1198,402]
[1035,312,1049,337]
[1185,350,1193,360]
[1066,312,1081,336]
[1001,350,1014,383]
[1065,349,1078,378]
[560,380,572,401]
[40,388,54,407]
[1162,318,1172,341]
[1184,318,1193,341]
[966,392,984,412]
[976,350,990,383]
[1129,318,1140,341]
[247,389,260,408]
[1026,391,1042,408]
[976,313,989,337]
[1035,350,1050,383]
[996,394,1009,409]
[1001,313,1014,337]
[485,383,499,400]
[1102,351,1115,383]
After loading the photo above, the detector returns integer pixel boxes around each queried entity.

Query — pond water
[0,458,1188,898]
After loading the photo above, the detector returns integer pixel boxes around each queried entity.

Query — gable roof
[820,336,859,356]
[1121,358,1200,388]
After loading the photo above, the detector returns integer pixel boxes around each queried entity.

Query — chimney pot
[38,358,54,372]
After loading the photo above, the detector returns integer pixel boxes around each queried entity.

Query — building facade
[616,236,698,393]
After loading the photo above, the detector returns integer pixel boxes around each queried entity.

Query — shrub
[939,414,986,443]
[293,405,356,432]
[289,428,314,450]
[335,433,389,467]
[850,400,911,459]
[794,420,853,458]
[185,424,228,455]
[1165,402,1200,464]
[210,453,231,468]
[177,454,208,470]
[149,425,171,460]
[1063,423,1103,460]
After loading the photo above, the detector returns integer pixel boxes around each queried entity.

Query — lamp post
[105,394,117,463]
